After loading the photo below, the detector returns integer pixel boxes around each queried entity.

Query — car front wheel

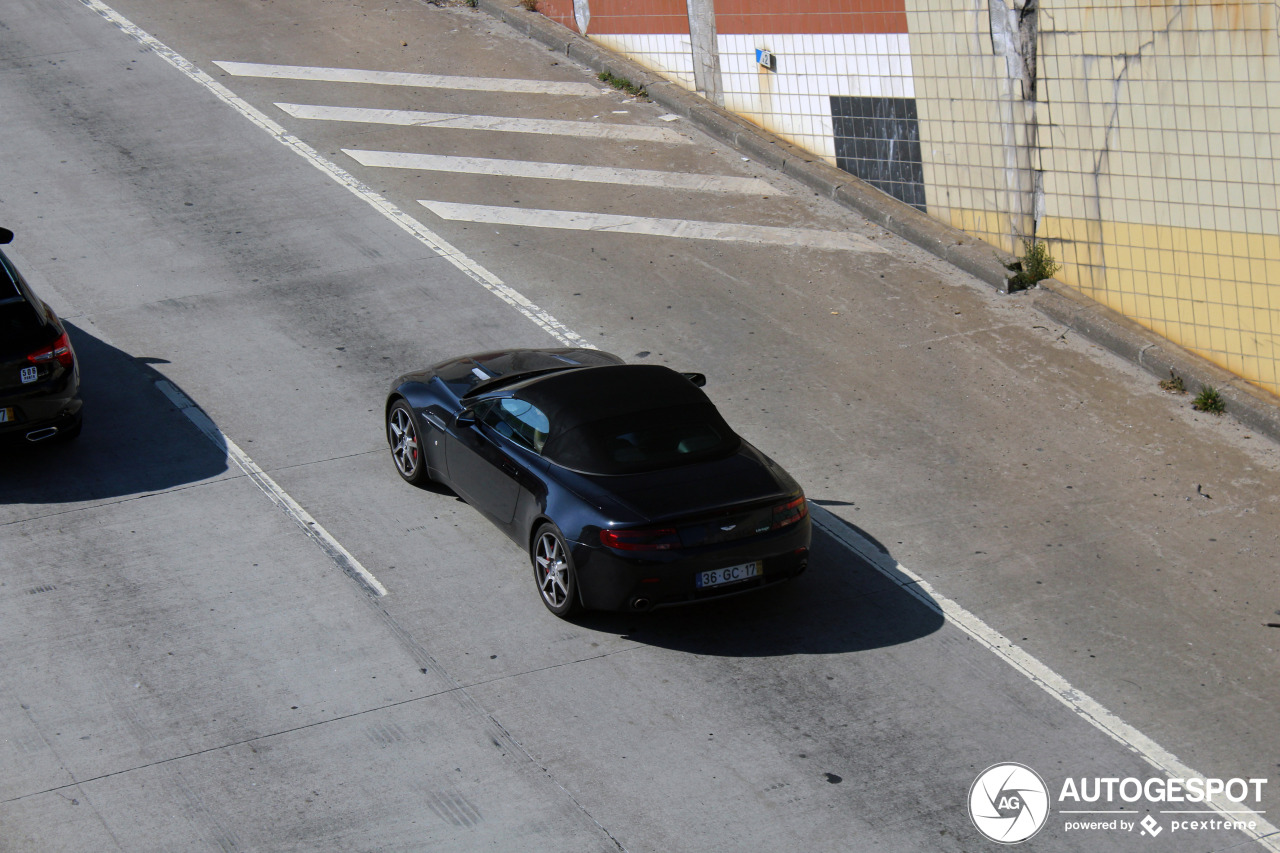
[532,524,579,617]
[387,400,430,486]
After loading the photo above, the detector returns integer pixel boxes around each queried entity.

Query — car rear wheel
[532,524,579,617]
[387,400,429,485]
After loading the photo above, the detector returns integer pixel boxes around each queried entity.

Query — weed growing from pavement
[1192,385,1226,414]
[519,0,538,10]
[1159,370,1186,394]
[1006,239,1062,292]
[598,70,647,98]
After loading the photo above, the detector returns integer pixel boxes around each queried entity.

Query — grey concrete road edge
[474,0,1280,446]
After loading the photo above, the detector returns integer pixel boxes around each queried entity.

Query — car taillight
[599,526,680,551]
[27,333,74,367]
[771,494,808,529]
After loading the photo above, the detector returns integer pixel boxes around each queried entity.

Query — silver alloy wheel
[535,531,571,609]
[388,406,420,478]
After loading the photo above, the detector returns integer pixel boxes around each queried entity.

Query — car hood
[584,443,799,523]
[398,348,625,400]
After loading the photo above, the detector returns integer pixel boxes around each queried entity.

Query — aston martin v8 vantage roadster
[385,348,810,616]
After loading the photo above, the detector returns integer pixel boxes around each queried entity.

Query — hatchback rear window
[0,253,48,353]
[0,303,47,352]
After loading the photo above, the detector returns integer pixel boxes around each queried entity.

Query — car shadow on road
[0,323,228,504]
[574,506,945,656]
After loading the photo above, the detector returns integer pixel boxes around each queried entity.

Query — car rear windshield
[0,254,47,353]
[542,403,741,475]
[0,302,48,354]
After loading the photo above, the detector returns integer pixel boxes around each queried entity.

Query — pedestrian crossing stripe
[418,201,881,252]
[344,149,778,194]
[214,60,600,97]
[276,103,689,144]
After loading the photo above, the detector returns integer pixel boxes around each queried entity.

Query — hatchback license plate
[696,560,761,589]
[0,408,11,423]
[20,366,38,384]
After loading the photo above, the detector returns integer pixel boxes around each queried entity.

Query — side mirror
[455,407,478,428]
[681,372,707,388]
[0,228,12,245]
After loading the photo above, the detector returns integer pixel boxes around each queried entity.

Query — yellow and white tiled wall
[533,0,1280,398]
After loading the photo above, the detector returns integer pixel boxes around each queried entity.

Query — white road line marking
[344,149,778,194]
[155,381,389,598]
[78,2,586,348]
[811,507,1280,852]
[276,102,689,144]
[78,7,1280,849]
[213,60,600,97]
[419,201,882,252]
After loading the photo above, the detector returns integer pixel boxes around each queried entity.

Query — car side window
[480,397,551,453]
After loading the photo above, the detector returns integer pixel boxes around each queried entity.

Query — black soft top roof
[516,365,740,474]
[515,364,713,433]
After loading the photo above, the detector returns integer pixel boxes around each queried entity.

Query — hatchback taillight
[599,527,680,551]
[771,494,808,529]
[27,332,74,367]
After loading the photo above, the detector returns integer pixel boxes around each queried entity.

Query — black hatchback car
[386,348,810,616]
[0,228,82,444]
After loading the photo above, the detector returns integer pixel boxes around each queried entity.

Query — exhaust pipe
[26,427,58,442]
[629,596,652,612]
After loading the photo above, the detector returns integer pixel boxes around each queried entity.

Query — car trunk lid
[594,447,798,546]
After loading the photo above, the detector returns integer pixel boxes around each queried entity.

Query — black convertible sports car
[0,228,82,444]
[385,348,810,616]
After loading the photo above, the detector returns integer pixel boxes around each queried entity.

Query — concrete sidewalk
[478,0,1280,446]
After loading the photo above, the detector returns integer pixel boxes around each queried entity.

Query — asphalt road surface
[2,1,1278,851]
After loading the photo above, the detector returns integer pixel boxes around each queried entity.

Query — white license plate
[20,366,38,384]
[696,560,761,589]
[0,408,11,423]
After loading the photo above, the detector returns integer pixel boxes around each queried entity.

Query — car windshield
[435,353,584,399]
[463,367,575,398]
[542,403,741,475]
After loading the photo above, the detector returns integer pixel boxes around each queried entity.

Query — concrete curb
[1031,282,1280,440]
[474,0,1280,444]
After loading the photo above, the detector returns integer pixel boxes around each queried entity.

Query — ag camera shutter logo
[969,763,1051,844]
